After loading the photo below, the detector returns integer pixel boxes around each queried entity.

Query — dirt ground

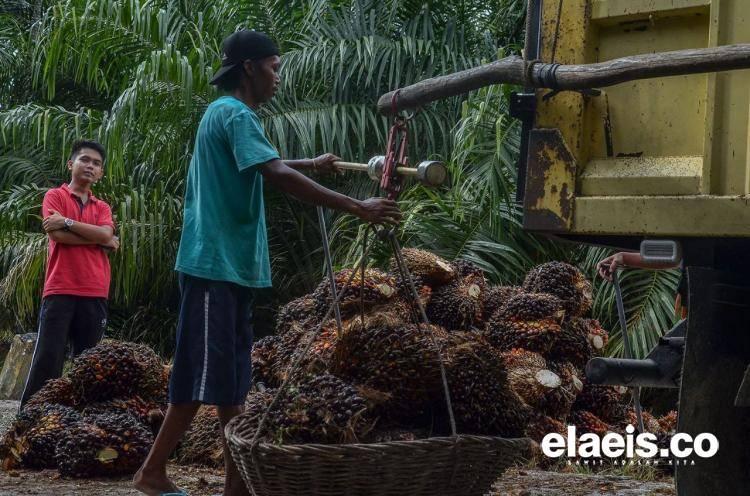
[0,400,676,496]
[0,467,678,496]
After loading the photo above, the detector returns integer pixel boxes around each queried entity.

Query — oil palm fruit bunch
[390,271,426,301]
[547,318,593,369]
[482,285,522,321]
[452,259,486,279]
[24,377,78,408]
[426,261,487,331]
[388,248,455,286]
[526,413,566,444]
[154,363,172,406]
[285,322,339,380]
[485,292,565,354]
[275,295,318,335]
[80,396,163,432]
[583,318,609,355]
[542,361,584,421]
[240,376,370,444]
[444,333,531,436]
[573,382,628,424]
[251,335,281,387]
[281,373,370,443]
[570,410,612,437]
[551,361,585,396]
[500,349,564,412]
[87,412,153,473]
[240,388,308,444]
[56,412,153,477]
[273,321,311,381]
[15,404,82,469]
[332,322,449,415]
[175,406,223,467]
[242,388,275,433]
[523,261,593,317]
[55,421,115,477]
[69,340,164,403]
[312,268,397,318]
[0,435,16,470]
[386,273,433,320]
[273,320,340,383]
[620,408,662,433]
[128,342,168,403]
[0,405,48,465]
[344,295,418,331]
[658,410,678,434]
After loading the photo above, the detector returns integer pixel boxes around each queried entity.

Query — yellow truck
[381,1,750,494]
[519,4,749,495]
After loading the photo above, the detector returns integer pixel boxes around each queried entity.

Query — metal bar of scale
[332,157,448,187]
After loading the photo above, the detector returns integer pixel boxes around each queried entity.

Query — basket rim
[225,419,534,451]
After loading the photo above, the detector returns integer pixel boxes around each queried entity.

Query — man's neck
[231,88,260,110]
[68,180,91,201]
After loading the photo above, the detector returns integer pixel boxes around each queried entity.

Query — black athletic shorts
[168,272,254,406]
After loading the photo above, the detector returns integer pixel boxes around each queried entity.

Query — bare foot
[133,466,180,495]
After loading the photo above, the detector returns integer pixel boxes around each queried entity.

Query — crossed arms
[42,192,119,250]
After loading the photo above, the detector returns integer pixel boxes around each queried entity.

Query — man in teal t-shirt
[174,95,277,287]
[135,30,401,496]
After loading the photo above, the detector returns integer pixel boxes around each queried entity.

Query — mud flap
[676,267,750,496]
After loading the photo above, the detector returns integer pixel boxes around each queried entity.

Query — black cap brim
[209,63,239,85]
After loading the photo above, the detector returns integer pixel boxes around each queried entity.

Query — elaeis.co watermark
[541,425,719,466]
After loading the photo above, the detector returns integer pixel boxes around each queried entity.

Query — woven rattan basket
[225,422,532,496]
[225,233,534,496]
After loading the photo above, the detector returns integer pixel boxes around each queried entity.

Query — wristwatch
[63,218,75,231]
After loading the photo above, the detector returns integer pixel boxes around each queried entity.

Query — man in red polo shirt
[19,139,120,409]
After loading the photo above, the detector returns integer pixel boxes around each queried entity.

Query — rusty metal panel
[523,129,577,232]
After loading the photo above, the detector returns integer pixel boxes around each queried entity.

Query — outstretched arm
[597,251,679,281]
[260,159,401,225]
[283,153,342,174]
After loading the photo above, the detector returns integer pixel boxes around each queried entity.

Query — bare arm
[43,210,114,244]
[48,230,100,245]
[597,251,679,281]
[261,160,361,213]
[67,221,114,244]
[619,252,678,270]
[283,159,314,171]
[284,154,341,174]
[260,159,401,224]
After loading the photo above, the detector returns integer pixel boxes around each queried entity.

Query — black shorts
[168,273,254,406]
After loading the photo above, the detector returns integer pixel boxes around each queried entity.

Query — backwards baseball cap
[209,30,280,85]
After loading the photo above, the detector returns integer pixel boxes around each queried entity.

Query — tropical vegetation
[0,0,679,358]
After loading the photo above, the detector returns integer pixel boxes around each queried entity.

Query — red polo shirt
[42,184,115,298]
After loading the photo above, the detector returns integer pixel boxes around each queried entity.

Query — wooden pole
[377,44,750,114]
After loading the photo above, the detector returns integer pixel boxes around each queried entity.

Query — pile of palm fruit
[0,340,168,476]
[228,250,678,464]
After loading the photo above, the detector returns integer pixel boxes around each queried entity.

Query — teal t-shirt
[175,96,280,287]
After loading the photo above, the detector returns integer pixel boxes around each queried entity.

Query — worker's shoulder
[207,95,258,121]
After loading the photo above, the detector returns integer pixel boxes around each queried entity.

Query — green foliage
[0,0,677,358]
[580,246,680,359]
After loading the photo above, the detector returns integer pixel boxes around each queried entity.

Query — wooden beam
[377,44,750,114]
